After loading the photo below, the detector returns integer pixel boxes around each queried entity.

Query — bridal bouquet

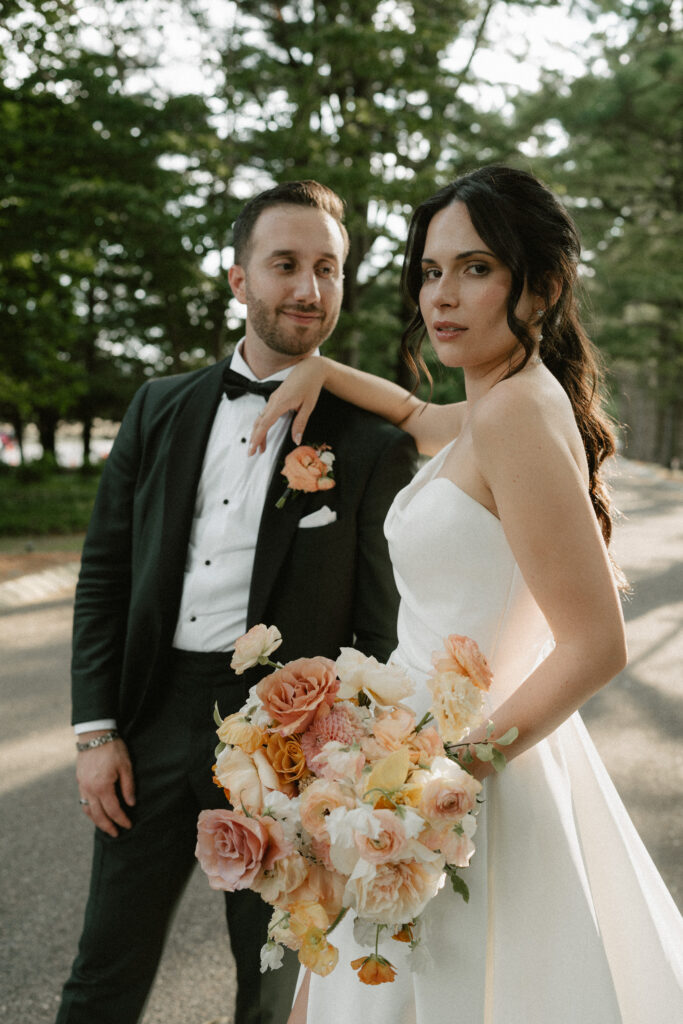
[195,625,516,984]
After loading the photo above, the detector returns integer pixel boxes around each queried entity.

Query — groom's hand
[76,733,136,837]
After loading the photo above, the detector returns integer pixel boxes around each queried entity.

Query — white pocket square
[298,505,337,529]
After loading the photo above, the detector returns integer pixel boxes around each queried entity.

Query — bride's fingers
[249,393,299,454]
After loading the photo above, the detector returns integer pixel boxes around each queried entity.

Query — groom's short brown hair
[232,180,350,265]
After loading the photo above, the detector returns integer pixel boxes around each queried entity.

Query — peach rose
[214,745,266,814]
[432,634,493,691]
[265,733,309,785]
[231,623,282,674]
[427,669,486,744]
[217,712,266,754]
[251,851,310,905]
[354,809,408,864]
[344,858,443,924]
[282,445,335,493]
[371,707,416,752]
[285,862,346,921]
[421,826,476,868]
[299,778,356,839]
[256,657,339,736]
[418,756,482,825]
[195,809,292,891]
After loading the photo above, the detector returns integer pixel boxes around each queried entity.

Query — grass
[0,466,101,538]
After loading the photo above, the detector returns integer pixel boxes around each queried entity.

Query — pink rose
[231,623,282,674]
[421,826,476,868]
[419,756,482,825]
[256,657,339,736]
[344,859,443,924]
[282,445,335,493]
[432,634,493,692]
[299,779,356,839]
[195,809,292,891]
[354,809,409,864]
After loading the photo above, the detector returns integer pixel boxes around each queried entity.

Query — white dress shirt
[75,343,300,733]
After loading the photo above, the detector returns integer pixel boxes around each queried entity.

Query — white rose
[335,648,414,706]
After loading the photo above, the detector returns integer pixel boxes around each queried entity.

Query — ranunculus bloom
[418,756,482,825]
[217,712,266,753]
[372,707,416,751]
[214,745,266,814]
[432,634,493,692]
[301,703,366,771]
[299,779,356,839]
[350,954,397,985]
[427,669,485,744]
[256,657,339,736]
[266,733,309,785]
[344,859,443,924]
[251,851,310,905]
[231,623,282,675]
[409,725,445,764]
[195,809,291,891]
[354,809,408,864]
[335,648,414,705]
[282,445,335,493]
[421,826,476,868]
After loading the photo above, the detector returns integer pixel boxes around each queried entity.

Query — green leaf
[491,748,507,773]
[496,727,518,746]
[447,867,470,903]
[213,701,223,728]
[214,741,226,758]
[474,743,494,762]
[485,720,495,738]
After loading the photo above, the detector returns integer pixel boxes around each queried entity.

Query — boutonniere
[276,443,336,509]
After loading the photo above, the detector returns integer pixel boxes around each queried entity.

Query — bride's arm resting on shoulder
[248,355,465,457]
[464,383,627,779]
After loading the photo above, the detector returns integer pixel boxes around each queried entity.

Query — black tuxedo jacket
[71,359,417,729]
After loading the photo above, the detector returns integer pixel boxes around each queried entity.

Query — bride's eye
[421,267,441,282]
[466,262,489,276]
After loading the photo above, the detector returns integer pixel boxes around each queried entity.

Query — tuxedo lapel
[247,395,339,627]
[158,362,226,639]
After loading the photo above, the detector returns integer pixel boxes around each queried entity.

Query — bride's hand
[249,357,328,454]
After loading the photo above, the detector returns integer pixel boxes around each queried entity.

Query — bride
[249,165,683,1023]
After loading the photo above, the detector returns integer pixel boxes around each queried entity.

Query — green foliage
[0,465,101,535]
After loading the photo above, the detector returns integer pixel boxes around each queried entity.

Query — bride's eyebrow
[421,248,495,264]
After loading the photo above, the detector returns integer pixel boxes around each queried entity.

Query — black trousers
[56,651,299,1024]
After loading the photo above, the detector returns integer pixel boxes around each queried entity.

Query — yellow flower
[297,927,338,976]
[363,747,411,802]
[216,713,266,753]
[350,954,397,985]
[266,733,310,785]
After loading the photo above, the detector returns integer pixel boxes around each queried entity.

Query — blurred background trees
[1,0,680,466]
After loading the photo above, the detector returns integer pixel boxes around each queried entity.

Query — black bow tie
[222,367,281,401]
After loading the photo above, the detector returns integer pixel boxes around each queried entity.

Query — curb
[0,563,79,611]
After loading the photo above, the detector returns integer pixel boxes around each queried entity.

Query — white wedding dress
[304,441,683,1023]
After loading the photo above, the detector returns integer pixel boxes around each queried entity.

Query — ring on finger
[79,797,90,806]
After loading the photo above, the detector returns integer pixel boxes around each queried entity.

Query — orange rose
[282,445,335,493]
[432,634,493,691]
[256,657,339,736]
[350,954,397,985]
[372,707,416,752]
[266,733,310,785]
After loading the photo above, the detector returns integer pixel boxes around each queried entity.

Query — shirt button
[190,615,197,622]
[204,559,211,566]
[240,437,247,444]
[223,499,229,505]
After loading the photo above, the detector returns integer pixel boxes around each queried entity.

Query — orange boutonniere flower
[350,953,397,985]
[276,443,335,508]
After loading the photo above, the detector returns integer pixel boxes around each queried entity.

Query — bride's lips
[432,321,467,339]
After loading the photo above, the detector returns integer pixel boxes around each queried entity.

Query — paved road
[1,458,681,1024]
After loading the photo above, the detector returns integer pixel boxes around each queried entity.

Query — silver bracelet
[76,729,120,752]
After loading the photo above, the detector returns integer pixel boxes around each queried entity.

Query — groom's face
[229,204,345,374]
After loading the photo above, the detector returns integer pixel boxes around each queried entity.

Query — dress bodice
[384,442,552,711]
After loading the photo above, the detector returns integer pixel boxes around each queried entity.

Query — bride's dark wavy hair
[400,164,619,547]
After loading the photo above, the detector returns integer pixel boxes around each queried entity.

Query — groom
[56,180,416,1024]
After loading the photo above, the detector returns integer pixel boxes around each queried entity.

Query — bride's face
[418,201,537,373]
